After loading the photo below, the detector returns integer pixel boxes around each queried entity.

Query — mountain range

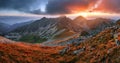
[10,16,114,43]
[0,16,116,44]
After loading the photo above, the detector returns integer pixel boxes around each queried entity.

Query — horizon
[0,14,120,25]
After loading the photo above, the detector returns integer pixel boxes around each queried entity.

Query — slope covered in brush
[0,25,120,63]
[60,26,120,63]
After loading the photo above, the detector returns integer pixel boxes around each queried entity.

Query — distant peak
[74,16,86,21]
[41,17,47,20]
[76,16,85,18]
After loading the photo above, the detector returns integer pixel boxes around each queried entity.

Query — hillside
[0,24,120,63]
[10,16,77,43]
[58,25,120,63]
[42,18,114,46]
[0,38,64,63]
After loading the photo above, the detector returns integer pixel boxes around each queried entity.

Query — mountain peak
[41,17,47,20]
[74,16,86,21]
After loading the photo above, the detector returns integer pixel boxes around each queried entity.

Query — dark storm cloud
[0,0,120,14]
[46,0,92,14]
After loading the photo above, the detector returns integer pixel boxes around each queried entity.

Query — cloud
[45,0,120,14]
[96,0,120,13]
[0,0,48,13]
[0,0,120,15]
[46,0,98,14]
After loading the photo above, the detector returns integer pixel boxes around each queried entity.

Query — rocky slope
[42,17,114,46]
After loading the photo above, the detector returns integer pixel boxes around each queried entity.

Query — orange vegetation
[0,42,65,63]
[0,27,120,63]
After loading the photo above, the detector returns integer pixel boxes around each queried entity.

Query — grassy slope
[19,35,47,43]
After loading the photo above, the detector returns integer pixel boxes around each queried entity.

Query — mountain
[0,24,120,63]
[72,16,114,32]
[71,16,87,32]
[0,20,34,35]
[10,16,78,43]
[0,22,10,35]
[42,18,115,46]
[12,16,75,33]
[86,18,114,35]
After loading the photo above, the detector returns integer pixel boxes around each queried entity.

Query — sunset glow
[67,12,120,18]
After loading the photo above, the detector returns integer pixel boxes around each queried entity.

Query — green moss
[19,35,47,43]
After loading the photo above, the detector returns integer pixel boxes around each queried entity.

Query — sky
[0,0,120,18]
